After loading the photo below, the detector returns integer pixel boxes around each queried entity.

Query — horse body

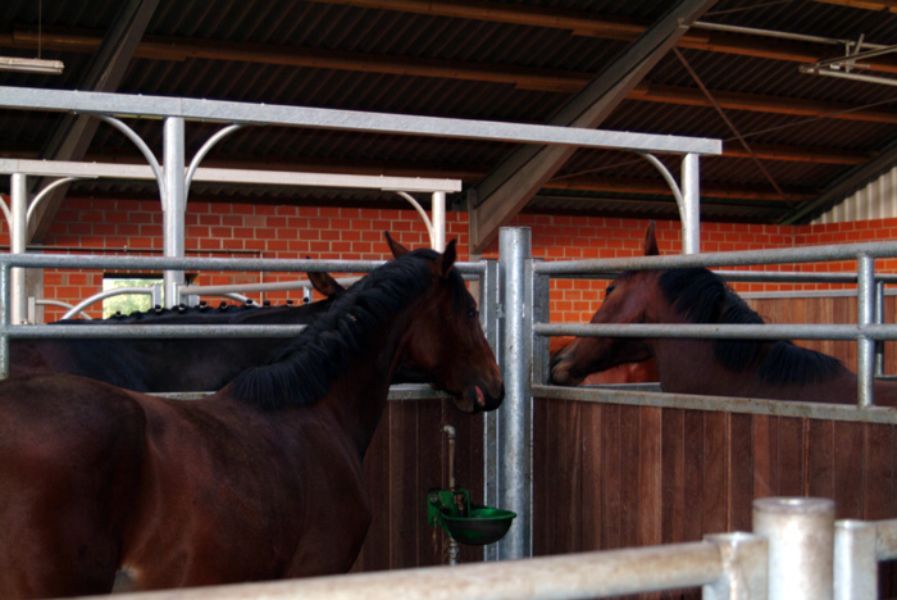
[10,285,342,392]
[550,223,897,406]
[0,237,503,597]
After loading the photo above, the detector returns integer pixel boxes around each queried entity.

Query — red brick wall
[3,196,895,323]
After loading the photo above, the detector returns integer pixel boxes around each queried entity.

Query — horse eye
[605,285,616,296]
[467,308,478,319]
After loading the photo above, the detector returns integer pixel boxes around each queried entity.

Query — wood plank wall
[351,398,486,572]
[533,398,897,598]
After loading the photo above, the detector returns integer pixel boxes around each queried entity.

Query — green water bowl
[440,506,517,546]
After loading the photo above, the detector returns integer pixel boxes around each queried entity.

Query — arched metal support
[27,176,80,223]
[638,151,701,254]
[97,114,166,207]
[396,190,446,251]
[185,123,243,194]
[60,286,162,320]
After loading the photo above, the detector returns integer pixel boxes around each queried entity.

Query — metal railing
[490,227,897,562]
[87,496,875,600]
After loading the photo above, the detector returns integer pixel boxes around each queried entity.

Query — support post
[681,153,701,254]
[9,173,27,324]
[834,520,877,600]
[857,254,875,407]
[874,279,885,377]
[0,264,8,379]
[481,258,501,562]
[753,497,834,600]
[431,191,446,251]
[163,116,186,307]
[496,227,533,560]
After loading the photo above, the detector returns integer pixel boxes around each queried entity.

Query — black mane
[658,267,843,385]
[230,248,450,410]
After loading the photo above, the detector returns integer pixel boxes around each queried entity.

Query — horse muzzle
[462,380,503,413]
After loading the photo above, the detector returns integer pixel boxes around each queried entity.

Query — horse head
[550,223,659,385]
[385,232,503,413]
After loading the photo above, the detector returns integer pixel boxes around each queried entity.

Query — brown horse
[0,235,503,598]
[8,272,346,392]
[551,224,897,406]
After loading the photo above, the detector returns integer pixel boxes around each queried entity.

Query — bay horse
[551,223,897,406]
[0,235,503,598]
[8,272,347,392]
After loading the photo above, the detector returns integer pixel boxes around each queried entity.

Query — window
[102,277,162,318]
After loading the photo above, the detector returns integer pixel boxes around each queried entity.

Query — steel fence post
[834,520,877,600]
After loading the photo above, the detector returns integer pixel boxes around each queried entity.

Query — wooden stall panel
[534,397,897,597]
[353,398,485,572]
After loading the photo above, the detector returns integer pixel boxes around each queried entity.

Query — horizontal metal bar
[0,253,487,275]
[535,241,897,275]
[0,86,721,156]
[532,384,897,424]
[180,277,360,296]
[151,383,451,402]
[741,289,897,300]
[5,324,306,338]
[105,541,726,600]
[874,519,897,560]
[535,322,897,341]
[0,159,462,193]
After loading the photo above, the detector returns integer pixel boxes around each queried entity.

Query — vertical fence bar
[10,173,27,324]
[496,227,533,560]
[681,153,701,254]
[834,520,877,600]
[874,280,885,377]
[480,259,501,562]
[857,254,875,407]
[163,116,186,308]
[0,263,9,380]
[528,259,550,386]
[753,497,834,600]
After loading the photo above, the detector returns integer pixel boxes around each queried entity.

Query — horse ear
[385,231,409,258]
[439,239,457,277]
[644,221,660,256]
[307,271,345,298]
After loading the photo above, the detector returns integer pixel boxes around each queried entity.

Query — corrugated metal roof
[1,0,896,223]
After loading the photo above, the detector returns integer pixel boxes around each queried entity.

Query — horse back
[0,374,146,598]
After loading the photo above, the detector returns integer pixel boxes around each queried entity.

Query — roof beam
[28,0,159,242]
[6,31,897,125]
[780,135,897,223]
[813,0,897,12]
[310,0,897,75]
[467,0,718,253]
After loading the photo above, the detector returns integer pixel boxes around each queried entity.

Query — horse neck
[648,306,857,402]
[313,298,421,459]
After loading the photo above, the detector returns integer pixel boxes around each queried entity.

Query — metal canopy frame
[0,158,461,321]
[0,85,719,314]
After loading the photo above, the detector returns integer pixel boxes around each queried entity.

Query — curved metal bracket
[97,114,166,208]
[396,191,437,247]
[0,196,12,233]
[185,123,243,196]
[27,177,80,224]
[637,152,684,208]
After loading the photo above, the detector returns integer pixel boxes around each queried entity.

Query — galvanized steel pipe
[100,541,732,600]
[754,497,834,600]
[496,227,533,560]
[834,520,877,600]
[163,116,186,308]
